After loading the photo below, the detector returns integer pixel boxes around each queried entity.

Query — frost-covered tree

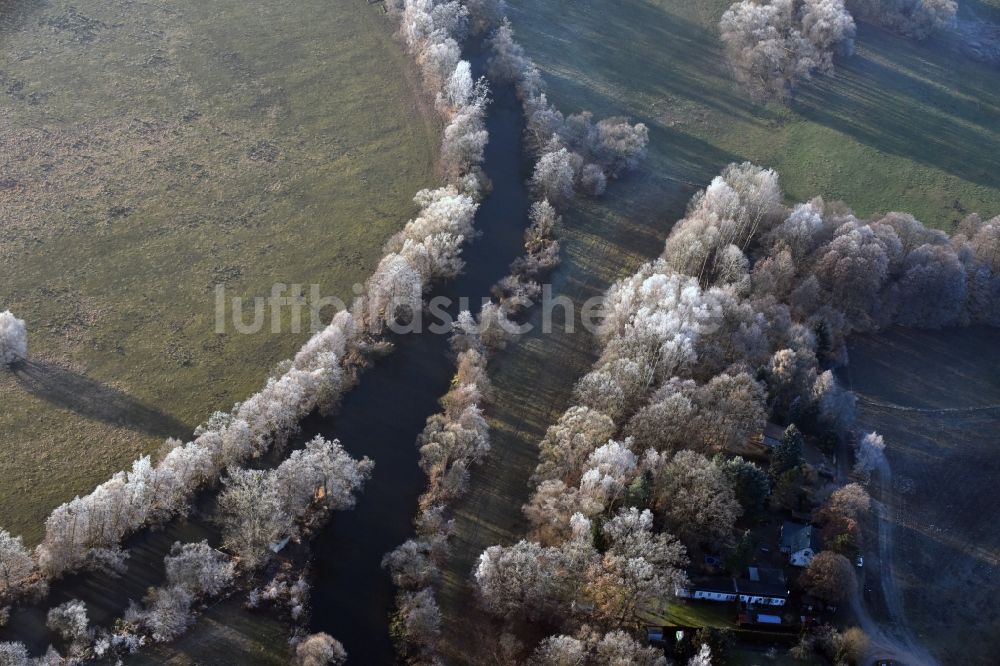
[578,440,640,515]
[46,599,90,642]
[853,431,885,482]
[688,643,713,666]
[218,437,372,567]
[0,530,33,597]
[593,630,668,665]
[0,311,27,366]
[528,630,666,666]
[137,585,193,642]
[395,587,442,652]
[293,632,347,666]
[533,406,616,487]
[663,163,783,283]
[474,541,557,619]
[587,507,688,625]
[813,370,856,435]
[528,634,587,665]
[382,539,439,590]
[531,147,579,203]
[217,468,286,567]
[164,541,235,597]
[720,0,854,100]
[651,451,741,546]
[848,0,957,39]
[0,642,30,666]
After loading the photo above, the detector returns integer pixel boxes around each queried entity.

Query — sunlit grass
[0,0,437,543]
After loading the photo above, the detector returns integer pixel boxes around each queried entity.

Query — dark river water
[306,44,530,664]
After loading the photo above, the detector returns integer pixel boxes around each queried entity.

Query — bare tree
[800,551,857,601]
[0,531,33,598]
[164,541,235,597]
[293,633,347,666]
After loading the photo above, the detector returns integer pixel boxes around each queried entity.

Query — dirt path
[856,395,1000,415]
[852,456,940,666]
[842,369,940,666]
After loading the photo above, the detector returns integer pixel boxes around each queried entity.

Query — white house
[781,521,819,567]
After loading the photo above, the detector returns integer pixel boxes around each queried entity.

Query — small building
[760,422,786,448]
[676,576,738,602]
[781,521,820,567]
[734,567,789,606]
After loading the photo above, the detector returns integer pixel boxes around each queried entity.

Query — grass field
[848,327,1000,666]
[506,0,1000,230]
[0,0,437,543]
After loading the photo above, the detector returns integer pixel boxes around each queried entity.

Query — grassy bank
[506,0,1000,229]
[0,0,437,542]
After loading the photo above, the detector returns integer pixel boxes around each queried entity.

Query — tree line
[721,0,958,99]
[469,161,998,663]
[378,3,653,663]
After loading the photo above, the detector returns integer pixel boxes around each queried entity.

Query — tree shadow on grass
[10,360,191,439]
[793,24,1000,191]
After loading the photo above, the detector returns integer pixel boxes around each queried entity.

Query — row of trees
[118,438,371,650]
[33,311,363,581]
[0,0,498,613]
[472,161,996,654]
[486,17,647,311]
[663,162,1000,354]
[721,0,958,100]
[488,19,649,203]
[383,314,506,661]
[0,436,372,663]
[374,3,509,664]
[848,0,958,39]
[382,4,650,662]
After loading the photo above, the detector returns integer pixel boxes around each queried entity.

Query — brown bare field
[848,327,1000,666]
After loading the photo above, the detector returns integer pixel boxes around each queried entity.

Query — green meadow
[506,0,1000,229]
[0,0,437,543]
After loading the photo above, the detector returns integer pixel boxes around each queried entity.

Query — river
[306,41,530,664]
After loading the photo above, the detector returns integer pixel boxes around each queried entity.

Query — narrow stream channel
[306,42,530,664]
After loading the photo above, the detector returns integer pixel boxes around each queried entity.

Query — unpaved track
[853,456,939,666]
[844,369,940,666]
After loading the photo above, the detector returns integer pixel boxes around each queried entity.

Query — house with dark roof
[759,422,786,449]
[734,566,789,606]
[675,576,737,602]
[781,521,820,567]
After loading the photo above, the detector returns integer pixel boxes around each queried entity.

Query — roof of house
[762,422,786,447]
[687,576,737,594]
[736,567,789,598]
[781,521,817,552]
